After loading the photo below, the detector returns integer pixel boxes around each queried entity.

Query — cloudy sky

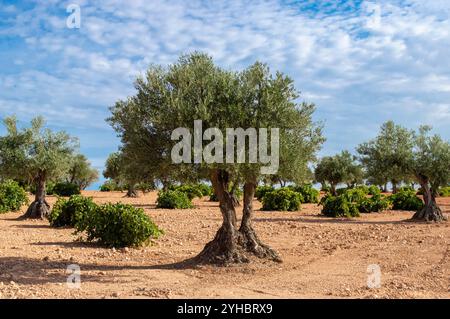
[1,0,449,189]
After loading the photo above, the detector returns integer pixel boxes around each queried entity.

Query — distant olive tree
[314,151,360,195]
[67,154,98,190]
[103,149,159,197]
[103,152,124,190]
[357,121,414,193]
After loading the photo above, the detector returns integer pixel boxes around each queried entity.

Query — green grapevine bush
[340,188,367,203]
[354,185,370,195]
[196,183,213,196]
[398,186,415,193]
[262,188,302,211]
[48,195,97,227]
[439,186,450,197]
[255,185,275,201]
[156,190,193,209]
[75,203,163,247]
[0,180,29,213]
[52,182,81,197]
[368,185,381,196]
[357,194,390,213]
[46,181,56,195]
[389,189,424,211]
[290,184,319,203]
[171,185,203,200]
[99,180,120,192]
[321,194,360,217]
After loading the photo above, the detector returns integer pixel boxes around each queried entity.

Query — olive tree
[358,122,449,222]
[264,123,318,188]
[108,53,324,264]
[67,154,98,190]
[314,151,360,195]
[357,121,413,193]
[0,116,77,218]
[103,151,125,191]
[104,148,173,197]
[118,150,141,197]
[107,93,194,192]
[409,127,450,222]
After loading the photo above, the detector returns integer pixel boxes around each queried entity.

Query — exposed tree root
[239,224,282,262]
[195,225,281,265]
[198,170,281,265]
[125,189,139,198]
[195,226,249,265]
[23,199,50,219]
[412,203,447,222]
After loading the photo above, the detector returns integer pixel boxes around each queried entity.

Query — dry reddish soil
[0,191,449,299]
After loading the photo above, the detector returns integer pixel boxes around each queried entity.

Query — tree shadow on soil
[130,204,157,209]
[33,240,205,267]
[252,216,415,225]
[13,224,51,229]
[31,241,100,248]
[0,255,201,286]
[0,257,115,286]
[2,215,29,222]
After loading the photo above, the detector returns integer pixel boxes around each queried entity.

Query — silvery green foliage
[0,116,78,186]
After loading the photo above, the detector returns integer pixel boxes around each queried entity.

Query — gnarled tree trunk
[125,183,138,198]
[391,180,398,194]
[330,183,337,196]
[161,178,172,191]
[196,169,242,264]
[229,179,240,207]
[412,179,445,222]
[23,173,50,219]
[238,180,281,261]
[195,170,281,265]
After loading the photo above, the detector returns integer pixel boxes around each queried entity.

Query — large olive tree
[410,127,450,222]
[108,53,324,264]
[0,116,77,218]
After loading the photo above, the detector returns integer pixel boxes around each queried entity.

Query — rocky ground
[0,191,449,299]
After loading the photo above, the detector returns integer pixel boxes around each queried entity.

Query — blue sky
[1,0,450,189]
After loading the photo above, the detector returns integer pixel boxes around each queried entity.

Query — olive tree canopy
[314,151,361,195]
[409,126,450,222]
[108,53,324,264]
[358,121,449,222]
[67,154,98,190]
[357,121,414,193]
[0,116,78,218]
